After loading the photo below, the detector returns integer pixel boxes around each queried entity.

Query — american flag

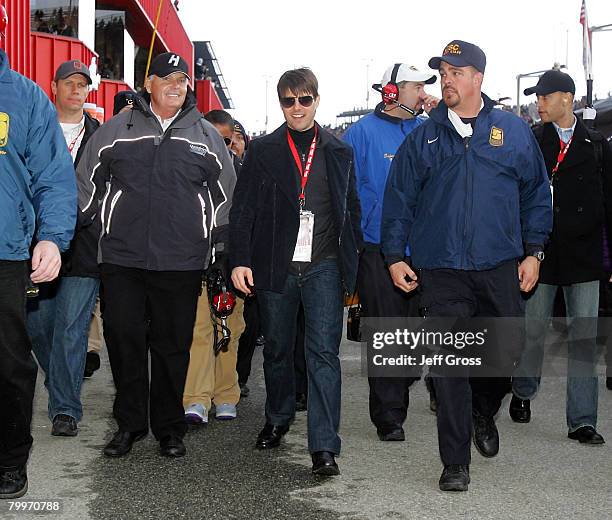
[580,0,592,79]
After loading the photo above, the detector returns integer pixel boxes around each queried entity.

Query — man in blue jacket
[381,40,552,491]
[0,7,77,498]
[344,63,438,441]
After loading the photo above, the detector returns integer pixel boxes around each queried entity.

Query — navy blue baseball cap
[523,70,575,96]
[428,40,486,73]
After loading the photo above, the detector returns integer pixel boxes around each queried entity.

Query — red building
[1,0,226,119]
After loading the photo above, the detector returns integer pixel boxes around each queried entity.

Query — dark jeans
[100,264,201,440]
[513,281,600,431]
[420,260,524,466]
[0,260,37,469]
[358,248,420,430]
[294,304,308,395]
[27,276,99,422]
[257,259,343,454]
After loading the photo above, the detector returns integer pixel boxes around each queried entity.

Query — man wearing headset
[344,63,438,442]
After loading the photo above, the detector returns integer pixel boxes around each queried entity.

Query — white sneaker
[185,403,208,425]
[215,403,237,420]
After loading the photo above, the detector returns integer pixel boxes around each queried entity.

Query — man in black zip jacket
[27,60,100,438]
[511,70,612,444]
[230,68,362,475]
[76,52,236,459]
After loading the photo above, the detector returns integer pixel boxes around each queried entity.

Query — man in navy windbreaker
[0,15,76,498]
[344,63,438,442]
[380,40,552,492]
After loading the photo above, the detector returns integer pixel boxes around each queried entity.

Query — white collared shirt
[150,104,181,132]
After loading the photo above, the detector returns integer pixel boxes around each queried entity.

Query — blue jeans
[27,276,100,422]
[513,281,599,431]
[257,259,344,455]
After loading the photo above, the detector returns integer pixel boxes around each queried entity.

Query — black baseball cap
[428,40,486,73]
[54,60,92,84]
[148,52,190,80]
[524,70,575,96]
[113,90,136,116]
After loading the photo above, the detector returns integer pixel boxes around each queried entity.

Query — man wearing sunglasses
[230,68,362,475]
[344,63,438,443]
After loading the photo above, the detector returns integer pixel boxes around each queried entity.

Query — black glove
[208,252,230,286]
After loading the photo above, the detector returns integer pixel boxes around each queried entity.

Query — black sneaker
[84,352,101,378]
[0,466,28,499]
[439,465,470,492]
[51,414,78,437]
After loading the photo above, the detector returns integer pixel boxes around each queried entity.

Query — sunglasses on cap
[279,95,315,108]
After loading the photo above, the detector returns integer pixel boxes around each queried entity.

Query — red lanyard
[551,136,573,176]
[67,125,85,154]
[287,127,318,207]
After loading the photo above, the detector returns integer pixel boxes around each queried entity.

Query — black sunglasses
[279,95,314,108]
[223,137,232,146]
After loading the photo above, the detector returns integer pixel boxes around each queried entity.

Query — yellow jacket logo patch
[0,113,9,147]
[489,126,503,147]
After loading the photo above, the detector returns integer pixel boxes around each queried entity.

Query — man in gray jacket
[76,52,236,459]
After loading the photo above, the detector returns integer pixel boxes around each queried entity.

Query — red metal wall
[131,0,193,79]
[2,0,31,76]
[1,0,219,118]
[97,79,130,118]
[30,33,97,99]
[196,79,223,114]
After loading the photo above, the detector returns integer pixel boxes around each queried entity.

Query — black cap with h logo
[148,52,190,80]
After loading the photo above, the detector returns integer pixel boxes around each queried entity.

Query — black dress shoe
[84,352,101,378]
[311,451,340,476]
[472,412,499,457]
[439,464,470,492]
[256,423,289,449]
[377,425,405,442]
[0,466,28,499]
[51,414,78,437]
[103,429,148,457]
[295,393,307,412]
[509,395,531,423]
[160,435,186,458]
[568,426,605,445]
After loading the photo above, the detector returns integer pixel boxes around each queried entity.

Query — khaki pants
[88,298,104,353]
[183,291,245,410]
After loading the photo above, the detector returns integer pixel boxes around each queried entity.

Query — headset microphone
[372,63,423,117]
[371,83,422,116]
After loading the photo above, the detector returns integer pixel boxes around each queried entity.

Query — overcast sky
[179,0,612,134]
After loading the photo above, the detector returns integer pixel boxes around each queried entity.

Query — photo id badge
[292,210,315,262]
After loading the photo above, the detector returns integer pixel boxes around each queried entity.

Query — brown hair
[277,68,319,99]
